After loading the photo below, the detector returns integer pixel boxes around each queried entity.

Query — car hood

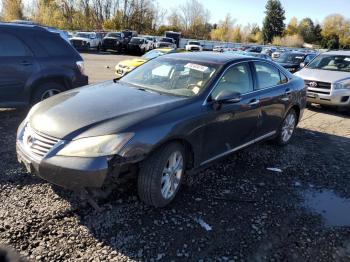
[118,58,147,68]
[295,68,350,83]
[28,81,186,140]
[70,37,90,41]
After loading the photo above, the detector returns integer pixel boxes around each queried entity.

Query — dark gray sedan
[16,52,306,207]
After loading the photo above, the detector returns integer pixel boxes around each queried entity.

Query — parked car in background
[144,36,156,49]
[272,49,286,60]
[245,46,262,53]
[127,37,149,54]
[122,29,138,47]
[165,31,181,47]
[17,52,306,207]
[70,32,102,51]
[185,40,203,51]
[275,52,317,73]
[262,47,277,57]
[156,37,176,49]
[224,50,272,61]
[101,32,127,52]
[295,50,350,111]
[213,45,225,52]
[0,23,88,107]
[115,48,185,78]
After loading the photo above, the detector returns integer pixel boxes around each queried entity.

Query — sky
[6,0,350,27]
[158,0,350,26]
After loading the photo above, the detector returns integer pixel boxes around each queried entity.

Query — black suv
[101,32,127,52]
[0,23,88,107]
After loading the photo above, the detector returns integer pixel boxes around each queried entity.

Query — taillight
[76,61,85,75]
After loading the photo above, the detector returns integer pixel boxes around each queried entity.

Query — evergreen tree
[262,0,285,43]
[298,18,316,43]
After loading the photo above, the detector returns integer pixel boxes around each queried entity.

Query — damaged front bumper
[16,142,136,190]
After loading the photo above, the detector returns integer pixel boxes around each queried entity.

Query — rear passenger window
[254,62,284,89]
[0,33,32,57]
[35,35,71,56]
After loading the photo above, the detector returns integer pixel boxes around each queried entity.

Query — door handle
[20,61,32,66]
[249,99,260,106]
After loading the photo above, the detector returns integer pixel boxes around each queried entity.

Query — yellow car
[115,48,185,78]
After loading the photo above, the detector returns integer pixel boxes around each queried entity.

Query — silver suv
[295,51,350,110]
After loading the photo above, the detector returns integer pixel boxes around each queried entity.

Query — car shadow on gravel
[42,128,350,261]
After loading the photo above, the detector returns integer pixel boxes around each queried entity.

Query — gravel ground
[1,53,350,261]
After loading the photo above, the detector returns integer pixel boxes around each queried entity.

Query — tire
[31,82,65,105]
[274,108,297,146]
[138,142,186,207]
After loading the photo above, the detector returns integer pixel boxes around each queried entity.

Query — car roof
[0,22,46,31]
[325,50,350,56]
[163,51,257,65]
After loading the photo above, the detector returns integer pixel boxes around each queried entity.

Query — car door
[252,61,291,138]
[0,31,37,104]
[200,62,260,164]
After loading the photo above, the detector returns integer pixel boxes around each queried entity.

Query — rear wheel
[274,108,297,146]
[31,82,65,104]
[138,142,185,207]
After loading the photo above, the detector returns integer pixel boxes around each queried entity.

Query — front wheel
[274,109,297,146]
[138,142,185,207]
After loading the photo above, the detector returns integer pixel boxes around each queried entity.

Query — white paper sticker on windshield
[295,56,304,59]
[345,58,350,61]
[192,86,200,94]
[185,63,209,72]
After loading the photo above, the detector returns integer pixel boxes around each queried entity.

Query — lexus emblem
[309,82,318,87]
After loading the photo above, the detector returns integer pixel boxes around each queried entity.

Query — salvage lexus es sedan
[16,52,306,207]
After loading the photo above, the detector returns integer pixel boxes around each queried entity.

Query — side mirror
[212,90,242,104]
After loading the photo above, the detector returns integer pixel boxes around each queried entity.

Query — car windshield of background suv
[119,58,218,97]
[307,55,350,72]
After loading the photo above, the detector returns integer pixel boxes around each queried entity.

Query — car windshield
[276,53,305,64]
[142,50,167,60]
[119,58,218,97]
[189,41,200,45]
[130,38,144,44]
[76,33,91,38]
[107,33,120,38]
[306,55,350,72]
[160,38,173,43]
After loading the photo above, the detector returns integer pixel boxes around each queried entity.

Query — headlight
[334,81,350,90]
[57,133,134,157]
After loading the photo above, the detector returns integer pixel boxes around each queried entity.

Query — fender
[23,67,75,100]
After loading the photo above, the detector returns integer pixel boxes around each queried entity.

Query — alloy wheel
[281,112,296,142]
[40,89,61,101]
[161,151,184,199]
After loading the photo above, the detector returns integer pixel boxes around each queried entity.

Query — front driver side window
[211,63,253,99]
[254,62,283,89]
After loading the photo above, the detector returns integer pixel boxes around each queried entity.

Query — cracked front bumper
[17,142,112,190]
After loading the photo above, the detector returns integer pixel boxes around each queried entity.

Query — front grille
[22,125,60,159]
[191,47,200,51]
[305,80,332,95]
[71,40,84,47]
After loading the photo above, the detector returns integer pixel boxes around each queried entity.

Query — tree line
[1,0,350,49]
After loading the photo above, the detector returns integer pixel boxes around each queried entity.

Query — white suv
[295,50,350,111]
